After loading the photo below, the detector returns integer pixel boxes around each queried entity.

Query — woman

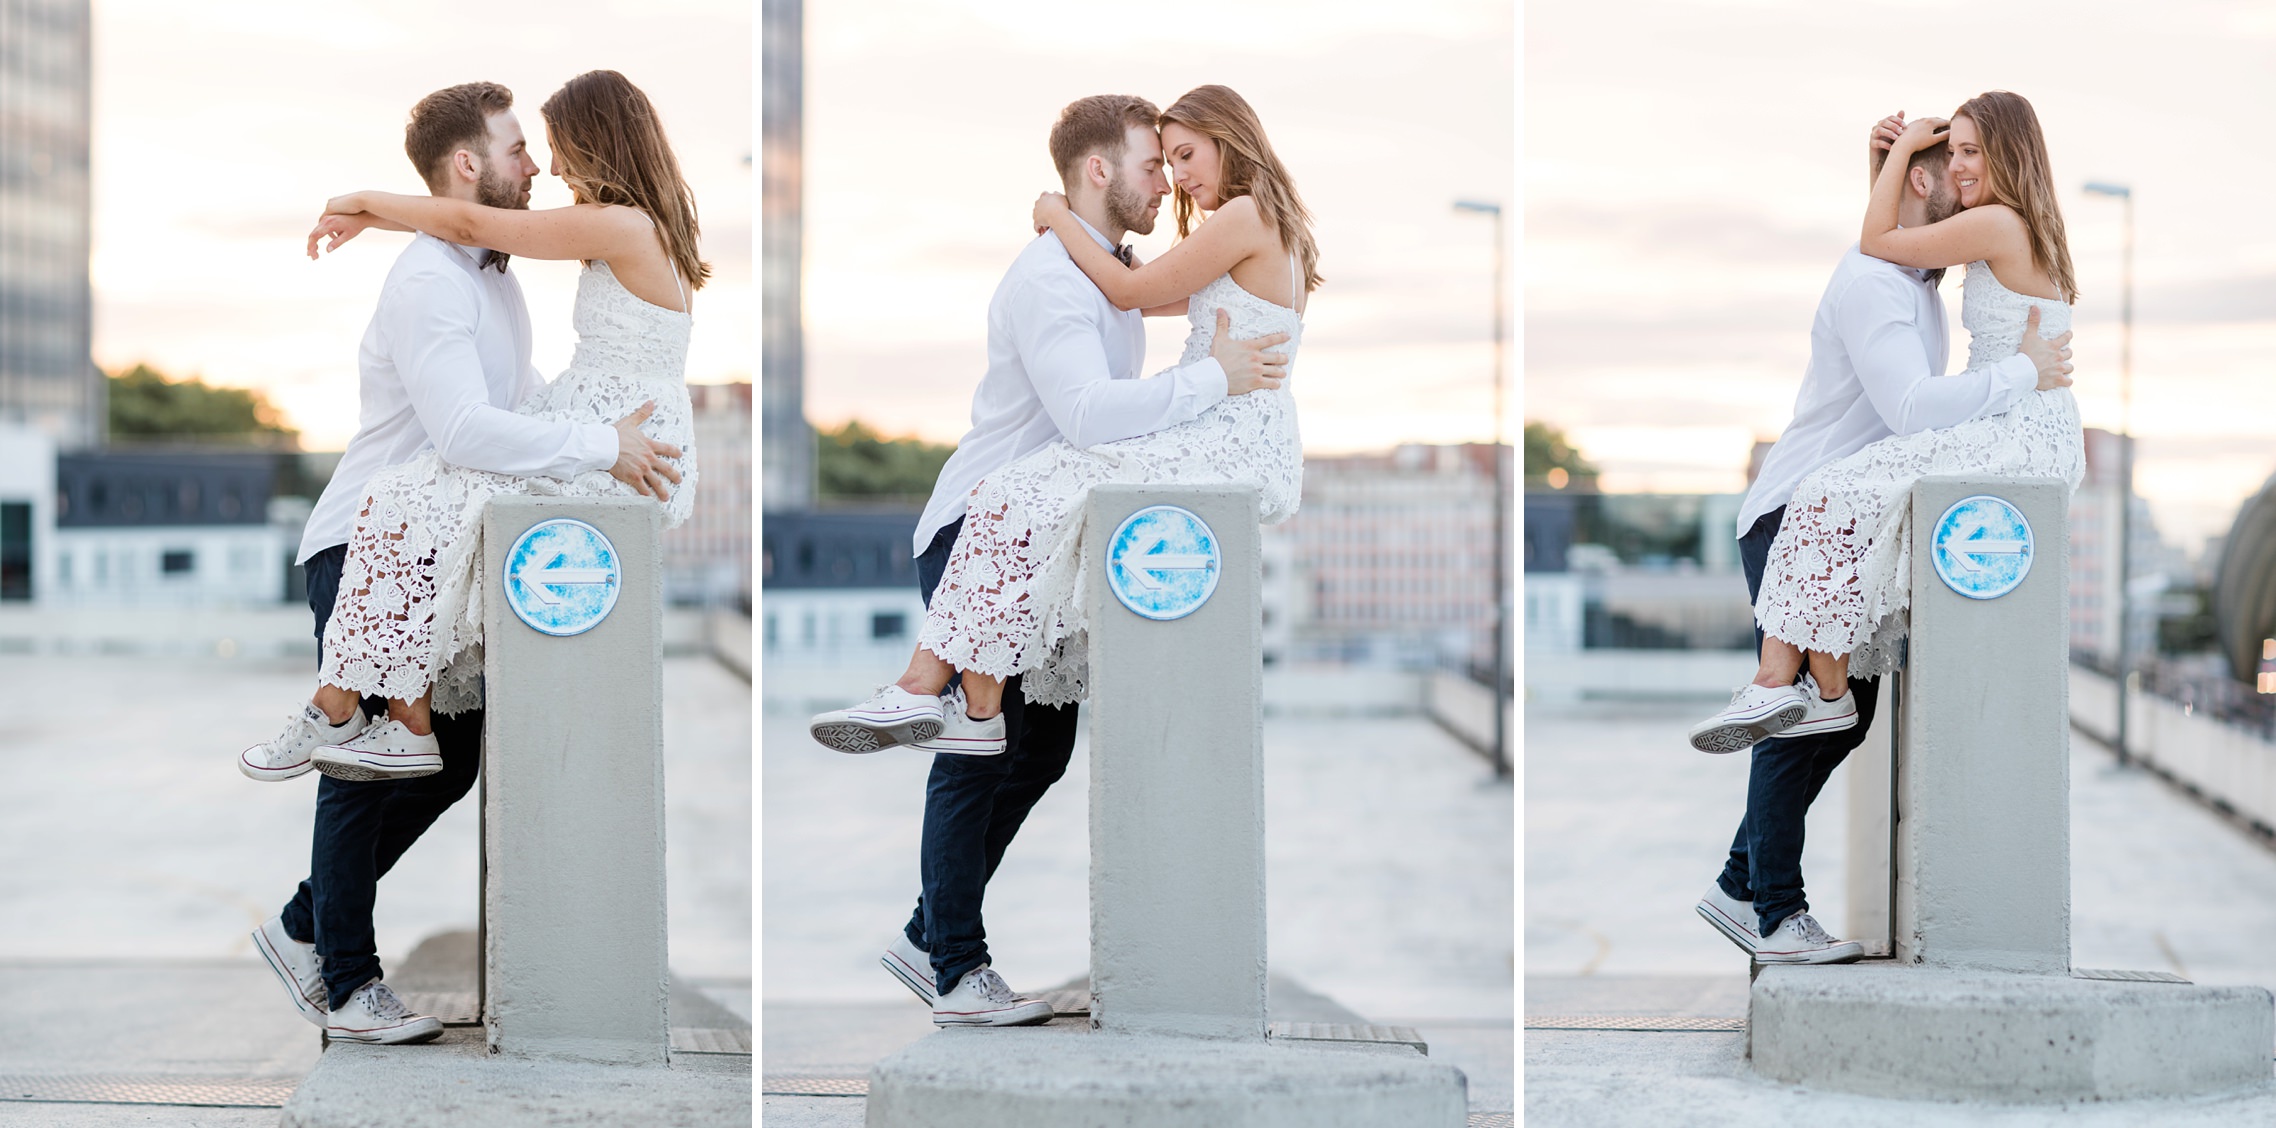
[240,69,708,781]
[809,84,1318,753]
[1687,90,2086,753]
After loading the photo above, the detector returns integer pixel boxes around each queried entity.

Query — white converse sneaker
[311,718,443,782]
[325,979,443,1044]
[1688,683,1810,753]
[881,933,937,1005]
[252,916,327,1027]
[1783,674,1860,739]
[241,703,368,782]
[1694,884,1760,956]
[810,685,947,753]
[911,687,1006,756]
[931,965,1054,1027]
[1754,911,1865,965]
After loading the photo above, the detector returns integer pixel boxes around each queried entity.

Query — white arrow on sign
[1945,538,2026,572]
[1117,536,1212,591]
[514,557,614,605]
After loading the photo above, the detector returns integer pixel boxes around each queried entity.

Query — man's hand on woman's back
[610,401,684,500]
[2017,306,2075,392]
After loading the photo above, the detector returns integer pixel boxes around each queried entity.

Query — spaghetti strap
[1288,253,1300,317]
[636,210,689,314]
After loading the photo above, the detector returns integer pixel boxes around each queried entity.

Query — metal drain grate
[2075,968,2190,984]
[1468,1114,1515,1128]
[1269,1021,1429,1053]
[671,1027,753,1054]
[763,1075,867,1097]
[1525,1015,1745,1032]
[0,1074,297,1108]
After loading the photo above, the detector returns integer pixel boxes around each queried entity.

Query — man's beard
[1105,172,1154,237]
[1925,184,1961,225]
[475,168,529,270]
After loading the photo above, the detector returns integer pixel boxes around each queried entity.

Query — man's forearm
[433,402,616,479]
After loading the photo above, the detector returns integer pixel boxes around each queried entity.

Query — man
[819,95,1289,1026]
[1690,113,2077,965]
[241,82,681,1044]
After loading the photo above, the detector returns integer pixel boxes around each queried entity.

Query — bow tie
[1112,244,1133,268]
[482,249,510,273]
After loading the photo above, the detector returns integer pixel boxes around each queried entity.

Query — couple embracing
[1690,91,2085,963]
[807,86,1317,1024]
[235,73,706,1043]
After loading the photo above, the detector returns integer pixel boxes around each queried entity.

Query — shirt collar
[425,232,494,268]
[1067,213,1119,253]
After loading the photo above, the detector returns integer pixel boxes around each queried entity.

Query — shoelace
[1786,913,1832,944]
[964,967,1018,1005]
[361,981,412,1019]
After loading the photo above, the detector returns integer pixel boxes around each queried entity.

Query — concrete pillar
[1893,476,2069,974]
[1084,483,1267,1041]
[480,496,669,1064]
[1752,476,2275,1101]
[1842,679,1893,947]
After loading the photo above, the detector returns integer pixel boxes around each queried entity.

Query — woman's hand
[1890,115,1949,155]
[1869,112,1905,154]
[1032,191,1070,235]
[324,192,369,217]
[307,213,374,259]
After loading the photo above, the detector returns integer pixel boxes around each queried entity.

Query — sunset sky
[89,0,751,452]
[799,0,1515,457]
[1527,0,2276,552]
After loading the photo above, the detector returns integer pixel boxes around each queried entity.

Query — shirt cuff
[574,422,618,475]
[1185,356,1229,414]
[1995,352,2038,405]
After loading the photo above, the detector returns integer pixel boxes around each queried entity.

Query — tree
[815,420,955,502]
[108,364,298,446]
[1524,420,1596,489]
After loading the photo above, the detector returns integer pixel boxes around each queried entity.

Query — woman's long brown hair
[1159,85,1321,296]
[540,70,711,292]
[1956,90,2076,303]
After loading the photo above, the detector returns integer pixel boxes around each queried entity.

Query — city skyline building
[0,0,96,449]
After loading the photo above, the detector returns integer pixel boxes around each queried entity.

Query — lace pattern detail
[917,272,1305,706]
[319,262,698,714]
[1756,261,2084,678]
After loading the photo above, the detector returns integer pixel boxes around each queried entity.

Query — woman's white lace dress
[320,261,696,715]
[918,269,1306,706]
[1756,261,2084,678]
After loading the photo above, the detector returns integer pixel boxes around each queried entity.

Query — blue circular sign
[1105,505,1222,621]
[503,518,622,636]
[1930,494,2035,601]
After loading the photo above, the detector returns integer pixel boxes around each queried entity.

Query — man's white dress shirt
[1738,244,2041,538]
[913,216,1229,556]
[299,234,617,562]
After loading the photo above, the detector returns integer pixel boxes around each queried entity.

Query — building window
[872,611,907,640]
[0,502,29,601]
[161,549,194,575]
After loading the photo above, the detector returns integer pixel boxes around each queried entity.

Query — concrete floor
[1524,698,2276,1125]
[763,707,1515,1121]
[0,650,751,1119]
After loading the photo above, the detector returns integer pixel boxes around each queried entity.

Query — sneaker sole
[882,951,937,1005]
[325,1019,445,1045]
[311,753,445,782]
[240,748,317,782]
[932,1002,1055,1027]
[1689,703,1809,753]
[812,718,943,754]
[1754,943,1867,965]
[910,734,1007,756]
[1783,711,1860,738]
[252,927,328,1027]
[1694,901,1761,956]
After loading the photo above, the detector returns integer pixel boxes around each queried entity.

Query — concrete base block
[1751,963,2275,1102]
[280,1028,749,1128]
[866,1019,1467,1127]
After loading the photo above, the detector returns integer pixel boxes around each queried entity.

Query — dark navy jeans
[278,543,483,1009]
[901,517,1080,996]
[1716,507,1882,938]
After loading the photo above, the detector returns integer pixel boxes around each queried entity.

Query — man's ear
[1085,153,1111,191]
[1907,163,1933,200]
[450,147,481,186]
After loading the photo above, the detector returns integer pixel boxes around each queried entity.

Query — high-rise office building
[0,0,95,449]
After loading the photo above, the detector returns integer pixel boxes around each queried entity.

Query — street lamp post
[2084,180,2133,768]
[1455,199,1508,780]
